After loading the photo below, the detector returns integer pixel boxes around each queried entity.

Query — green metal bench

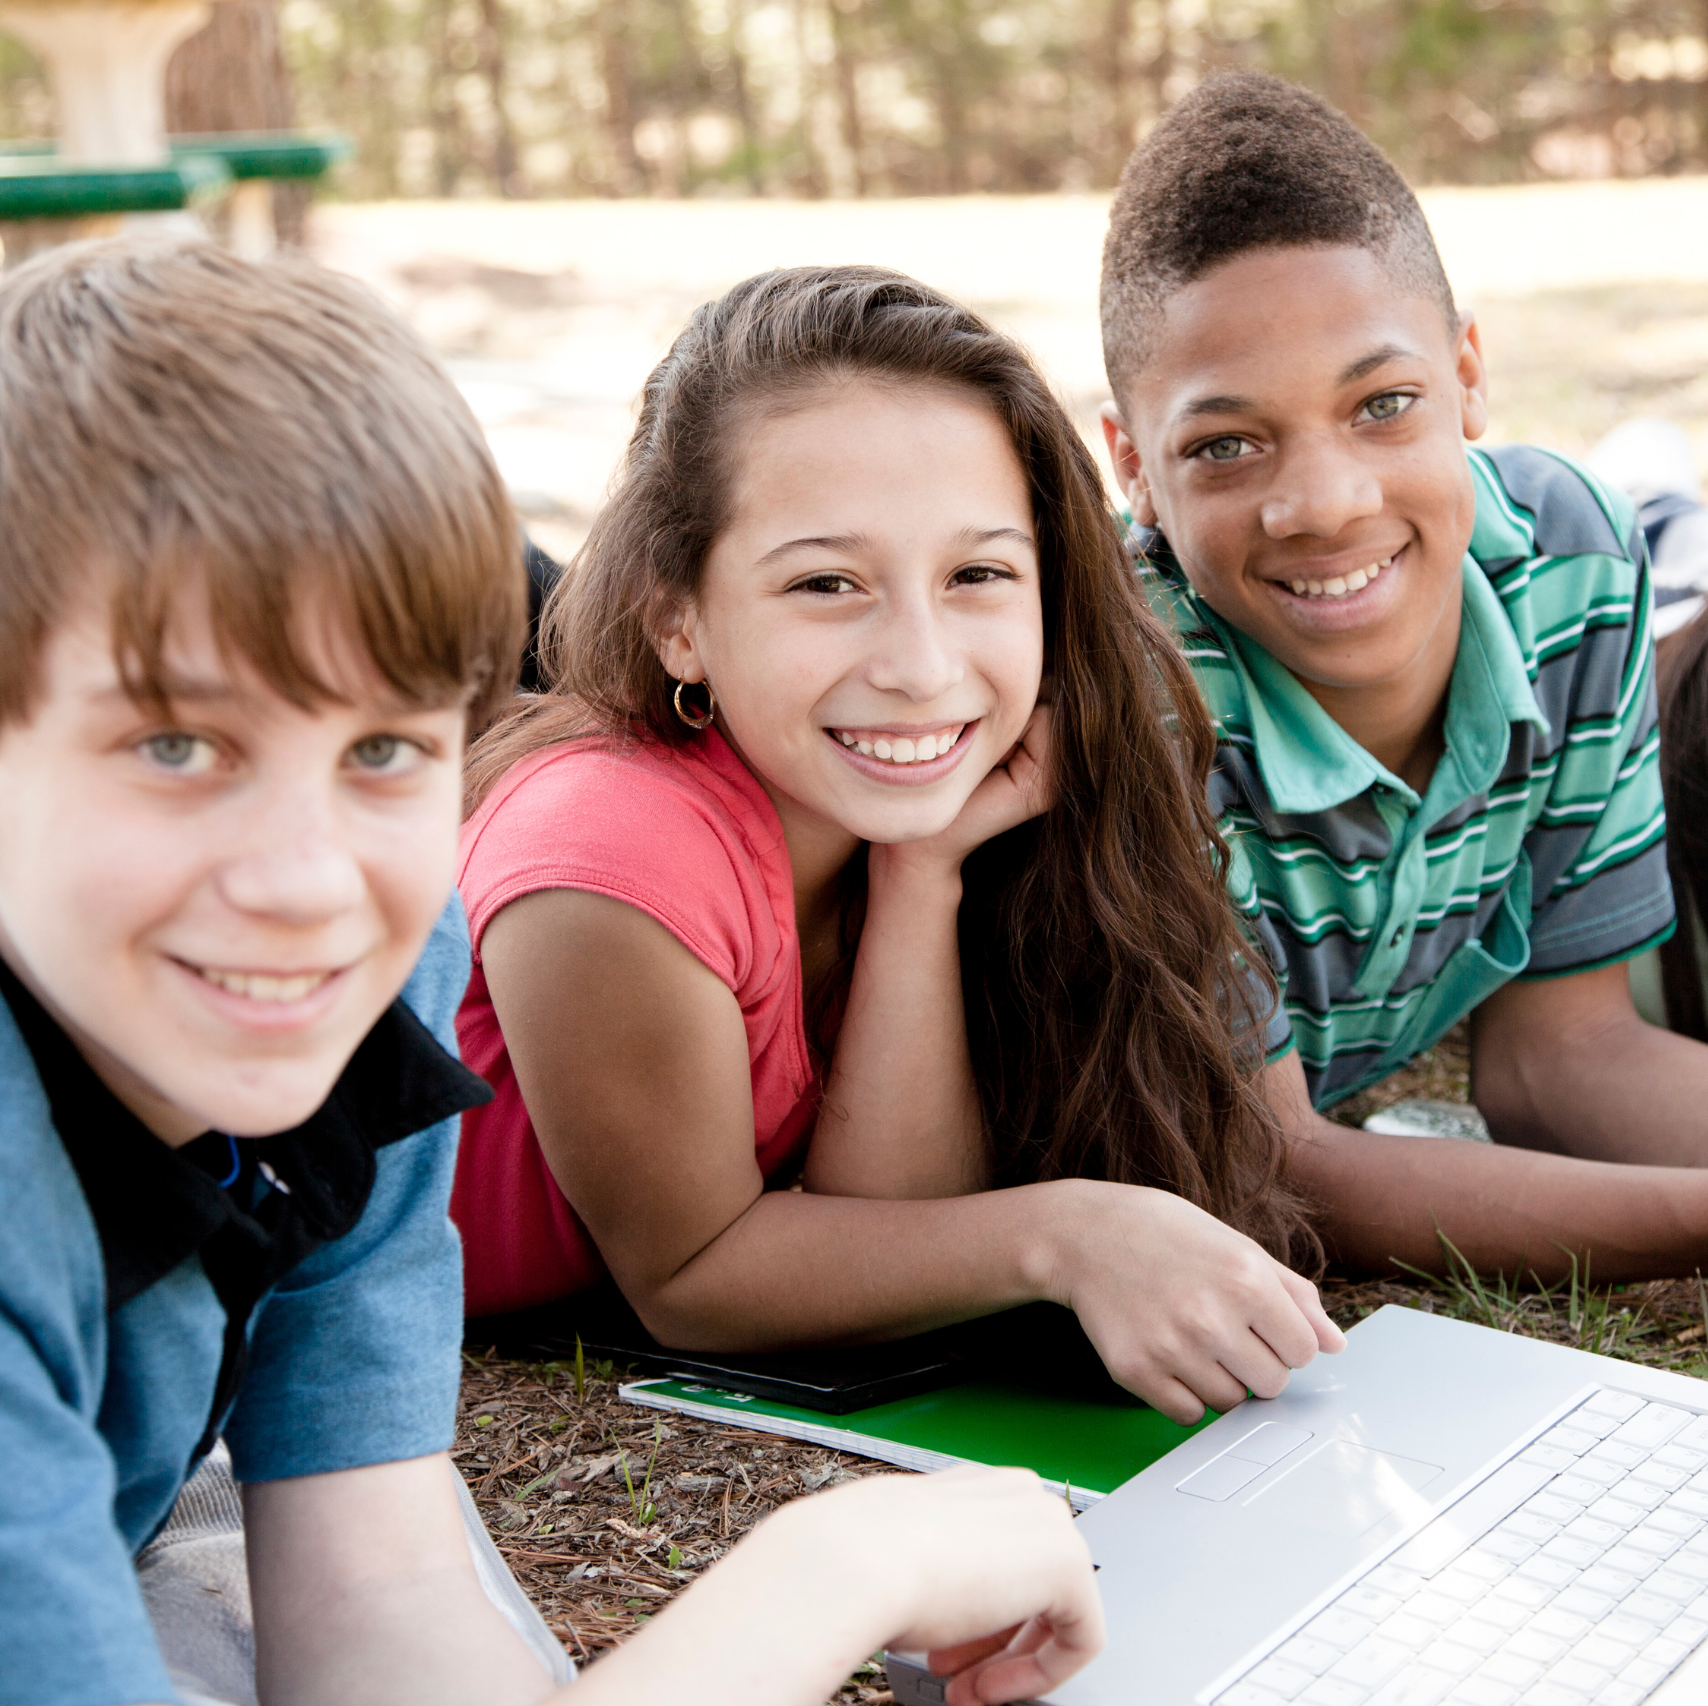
[0,151,227,220]
[0,130,349,224]
[167,131,352,184]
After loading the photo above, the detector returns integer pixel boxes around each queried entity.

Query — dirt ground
[342,183,1708,1697]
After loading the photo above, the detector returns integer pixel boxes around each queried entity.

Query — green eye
[1364,393,1411,421]
[1201,436,1249,462]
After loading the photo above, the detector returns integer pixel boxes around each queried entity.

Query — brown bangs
[0,239,525,731]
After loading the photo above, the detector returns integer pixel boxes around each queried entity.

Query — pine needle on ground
[459,1027,1707,1701]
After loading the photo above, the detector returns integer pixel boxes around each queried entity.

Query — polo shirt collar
[0,957,491,1312]
[1215,554,1549,815]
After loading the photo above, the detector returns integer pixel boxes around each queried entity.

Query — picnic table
[0,0,349,259]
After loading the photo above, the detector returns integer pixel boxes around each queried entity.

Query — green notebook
[622,1375,1218,1510]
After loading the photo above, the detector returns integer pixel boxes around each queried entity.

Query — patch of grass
[1390,1234,1658,1360]
[621,1422,664,1527]
[1323,1259,1708,1381]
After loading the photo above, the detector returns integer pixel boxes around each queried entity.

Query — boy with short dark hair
[1100,72,1708,1280]
[0,237,1099,1706]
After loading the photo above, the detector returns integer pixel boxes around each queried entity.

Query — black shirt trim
[0,959,491,1460]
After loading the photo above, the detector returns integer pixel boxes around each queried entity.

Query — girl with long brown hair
[452,266,1341,1423]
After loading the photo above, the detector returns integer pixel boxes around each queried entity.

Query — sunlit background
[7,0,1705,556]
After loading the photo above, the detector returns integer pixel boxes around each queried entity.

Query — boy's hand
[803,1466,1104,1705]
[568,1465,1102,1706]
[1041,1181,1344,1423]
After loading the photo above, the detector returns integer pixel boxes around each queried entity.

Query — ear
[1100,401,1158,528]
[652,597,708,686]
[1454,311,1489,444]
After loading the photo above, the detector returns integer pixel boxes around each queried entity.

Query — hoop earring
[673,678,716,731]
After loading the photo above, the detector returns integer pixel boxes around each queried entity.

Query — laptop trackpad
[1253,1440,1443,1536]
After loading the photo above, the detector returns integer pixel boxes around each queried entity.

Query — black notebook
[465,1284,1120,1415]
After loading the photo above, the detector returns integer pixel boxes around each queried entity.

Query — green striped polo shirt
[1141,443,1675,1109]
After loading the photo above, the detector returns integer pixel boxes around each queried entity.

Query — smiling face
[1105,245,1488,707]
[660,379,1045,858]
[0,596,468,1145]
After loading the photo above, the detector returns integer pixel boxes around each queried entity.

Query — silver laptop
[886,1305,1708,1706]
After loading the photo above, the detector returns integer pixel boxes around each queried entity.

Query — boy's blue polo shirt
[0,900,490,1706]
[1142,444,1675,1107]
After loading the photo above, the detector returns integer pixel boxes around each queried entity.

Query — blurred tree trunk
[425,0,465,195]
[830,0,867,194]
[1104,0,1132,182]
[927,0,972,194]
[165,0,304,243]
[475,0,524,196]
[1699,0,1708,171]
[725,0,765,195]
[792,0,825,195]
[1141,0,1173,141]
[1310,0,1364,127]
[596,0,644,194]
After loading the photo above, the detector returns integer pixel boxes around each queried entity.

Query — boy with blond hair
[1100,71,1708,1282]
[0,239,1099,1706]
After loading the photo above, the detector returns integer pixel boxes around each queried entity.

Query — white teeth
[200,967,329,1002]
[834,724,964,765]
[1293,556,1396,600]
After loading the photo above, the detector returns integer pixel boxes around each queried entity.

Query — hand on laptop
[875,1465,1105,1705]
[561,1464,1102,1706]
[1044,1181,1345,1423]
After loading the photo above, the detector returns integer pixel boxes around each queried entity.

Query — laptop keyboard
[1213,1389,1708,1706]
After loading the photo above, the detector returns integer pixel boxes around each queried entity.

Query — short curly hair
[1101,71,1456,397]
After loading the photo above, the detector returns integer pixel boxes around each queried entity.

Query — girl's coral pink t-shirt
[451,728,817,1317]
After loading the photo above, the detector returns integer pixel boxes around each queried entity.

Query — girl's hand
[789,1467,1105,1706]
[1041,1181,1345,1424]
[878,702,1054,884]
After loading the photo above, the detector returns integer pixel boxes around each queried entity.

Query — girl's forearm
[803,855,986,1199]
[641,1179,1084,1351]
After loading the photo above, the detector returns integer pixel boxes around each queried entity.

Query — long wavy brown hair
[467,265,1317,1263]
